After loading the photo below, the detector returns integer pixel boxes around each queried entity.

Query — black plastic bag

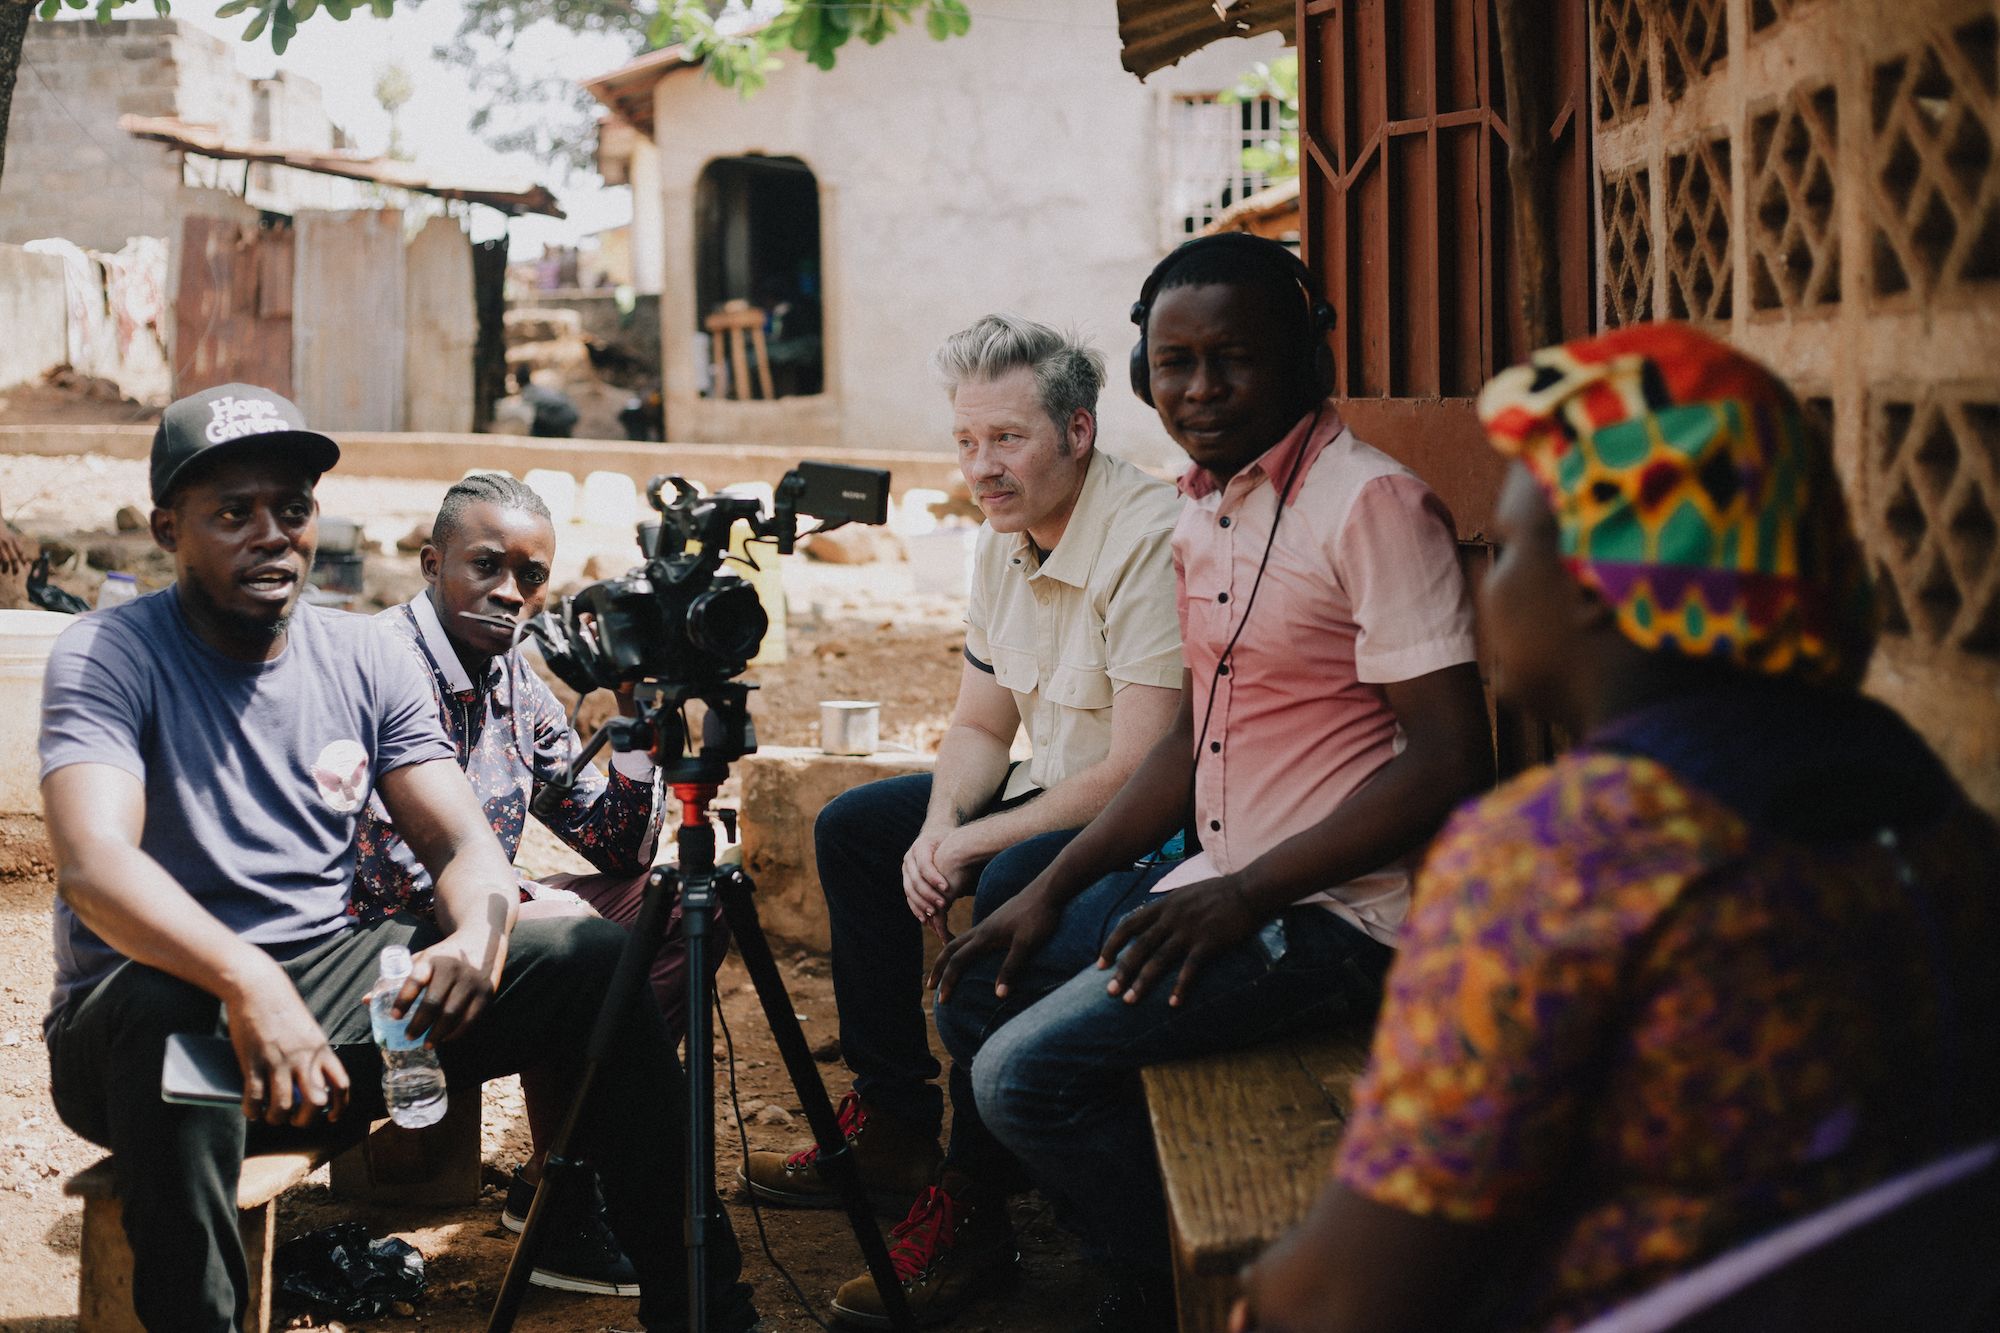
[272,1221,426,1320]
[27,555,88,614]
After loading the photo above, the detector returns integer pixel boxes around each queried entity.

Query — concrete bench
[1141,1029,1373,1333]
[736,745,935,951]
[65,1090,481,1333]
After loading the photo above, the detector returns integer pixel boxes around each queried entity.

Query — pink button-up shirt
[1153,402,1478,945]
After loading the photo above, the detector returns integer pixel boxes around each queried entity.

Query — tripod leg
[683,878,715,1333]
[487,867,681,1333]
[715,867,917,1333]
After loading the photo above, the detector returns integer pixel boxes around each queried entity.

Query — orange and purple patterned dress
[1332,682,2000,1330]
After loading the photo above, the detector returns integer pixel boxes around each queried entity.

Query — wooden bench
[1142,1029,1373,1333]
[67,1139,346,1333]
[65,1091,482,1333]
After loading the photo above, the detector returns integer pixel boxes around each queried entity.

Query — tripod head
[530,678,755,820]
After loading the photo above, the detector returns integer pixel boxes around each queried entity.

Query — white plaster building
[588,5,1288,467]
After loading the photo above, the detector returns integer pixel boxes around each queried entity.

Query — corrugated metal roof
[1202,175,1300,237]
[119,116,564,218]
[1118,0,1294,78]
[581,44,704,137]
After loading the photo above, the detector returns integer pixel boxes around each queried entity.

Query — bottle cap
[378,944,413,979]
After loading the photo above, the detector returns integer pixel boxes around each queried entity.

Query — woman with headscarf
[1229,324,2000,1332]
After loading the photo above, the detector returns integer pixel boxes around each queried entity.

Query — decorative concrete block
[734,745,934,951]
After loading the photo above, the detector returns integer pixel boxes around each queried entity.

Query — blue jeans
[816,772,1077,1185]
[933,864,1392,1276]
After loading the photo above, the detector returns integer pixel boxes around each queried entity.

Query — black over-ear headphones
[1128,232,1337,407]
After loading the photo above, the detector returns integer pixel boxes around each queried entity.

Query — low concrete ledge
[0,425,963,493]
[735,745,934,951]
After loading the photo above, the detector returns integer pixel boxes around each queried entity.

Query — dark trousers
[934,865,1392,1277]
[816,772,1076,1185]
[47,913,739,1333]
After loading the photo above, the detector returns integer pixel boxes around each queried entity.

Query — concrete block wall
[0,246,68,390]
[1593,0,2000,815]
[0,424,969,496]
[2,19,358,255]
[1,21,188,252]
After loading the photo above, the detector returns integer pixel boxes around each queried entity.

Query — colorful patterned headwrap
[1477,323,1870,683]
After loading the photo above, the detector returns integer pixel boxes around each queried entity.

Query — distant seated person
[349,471,725,1299]
[1,506,30,577]
[39,385,757,1333]
[754,273,823,398]
[1234,325,2000,1333]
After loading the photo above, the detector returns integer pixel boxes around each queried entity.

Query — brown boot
[830,1179,1017,1328]
[739,1092,942,1210]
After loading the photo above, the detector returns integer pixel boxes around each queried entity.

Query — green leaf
[214,0,254,16]
[369,0,391,16]
[291,0,317,21]
[241,1,269,42]
[39,0,64,18]
[324,0,352,17]
[787,3,819,53]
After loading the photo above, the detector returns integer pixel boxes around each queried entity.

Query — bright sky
[57,2,641,254]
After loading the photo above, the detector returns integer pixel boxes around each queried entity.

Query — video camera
[524,461,889,698]
[490,457,920,1333]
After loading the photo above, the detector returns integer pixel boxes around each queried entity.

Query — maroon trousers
[519,869,730,1153]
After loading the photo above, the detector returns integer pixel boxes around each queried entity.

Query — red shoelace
[782,1091,868,1169]
[886,1185,960,1282]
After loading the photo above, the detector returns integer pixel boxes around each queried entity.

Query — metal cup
[819,700,880,756]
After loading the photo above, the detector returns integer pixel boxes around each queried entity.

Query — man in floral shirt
[351,472,733,1308]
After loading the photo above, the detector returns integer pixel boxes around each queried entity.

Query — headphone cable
[1148,400,1324,867]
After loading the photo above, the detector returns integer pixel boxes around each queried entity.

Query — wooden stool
[66,1142,343,1333]
[1142,1030,1373,1333]
[66,1088,481,1333]
[329,1085,483,1206]
[704,299,775,400]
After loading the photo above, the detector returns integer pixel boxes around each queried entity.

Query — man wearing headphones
[927,236,1495,1330]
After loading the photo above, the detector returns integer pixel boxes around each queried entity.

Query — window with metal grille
[1164,93,1284,243]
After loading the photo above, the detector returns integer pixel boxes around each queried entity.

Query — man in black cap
[38,385,757,1332]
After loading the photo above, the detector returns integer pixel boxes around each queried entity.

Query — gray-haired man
[741,315,1184,1325]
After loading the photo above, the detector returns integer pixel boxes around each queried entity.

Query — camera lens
[685,579,769,667]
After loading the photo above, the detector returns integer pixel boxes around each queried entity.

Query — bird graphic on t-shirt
[310,739,370,814]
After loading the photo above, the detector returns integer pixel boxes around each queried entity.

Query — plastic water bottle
[95,573,138,610]
[369,945,448,1129]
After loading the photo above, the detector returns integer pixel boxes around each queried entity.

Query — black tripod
[487,685,915,1333]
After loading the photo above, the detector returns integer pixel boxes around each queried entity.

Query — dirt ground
[0,452,1095,1332]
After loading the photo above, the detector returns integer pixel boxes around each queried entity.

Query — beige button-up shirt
[964,448,1185,802]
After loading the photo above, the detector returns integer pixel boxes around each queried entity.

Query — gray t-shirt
[38,588,457,1030]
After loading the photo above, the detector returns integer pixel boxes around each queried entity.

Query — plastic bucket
[907,527,977,599]
[0,609,74,815]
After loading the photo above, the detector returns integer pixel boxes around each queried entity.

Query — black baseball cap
[150,383,341,505]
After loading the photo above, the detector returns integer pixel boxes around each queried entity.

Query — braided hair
[429,472,553,549]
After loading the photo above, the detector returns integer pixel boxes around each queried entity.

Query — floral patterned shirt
[1332,684,2000,1330]
[349,595,660,922]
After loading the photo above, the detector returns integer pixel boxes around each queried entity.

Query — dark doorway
[695,155,823,398]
